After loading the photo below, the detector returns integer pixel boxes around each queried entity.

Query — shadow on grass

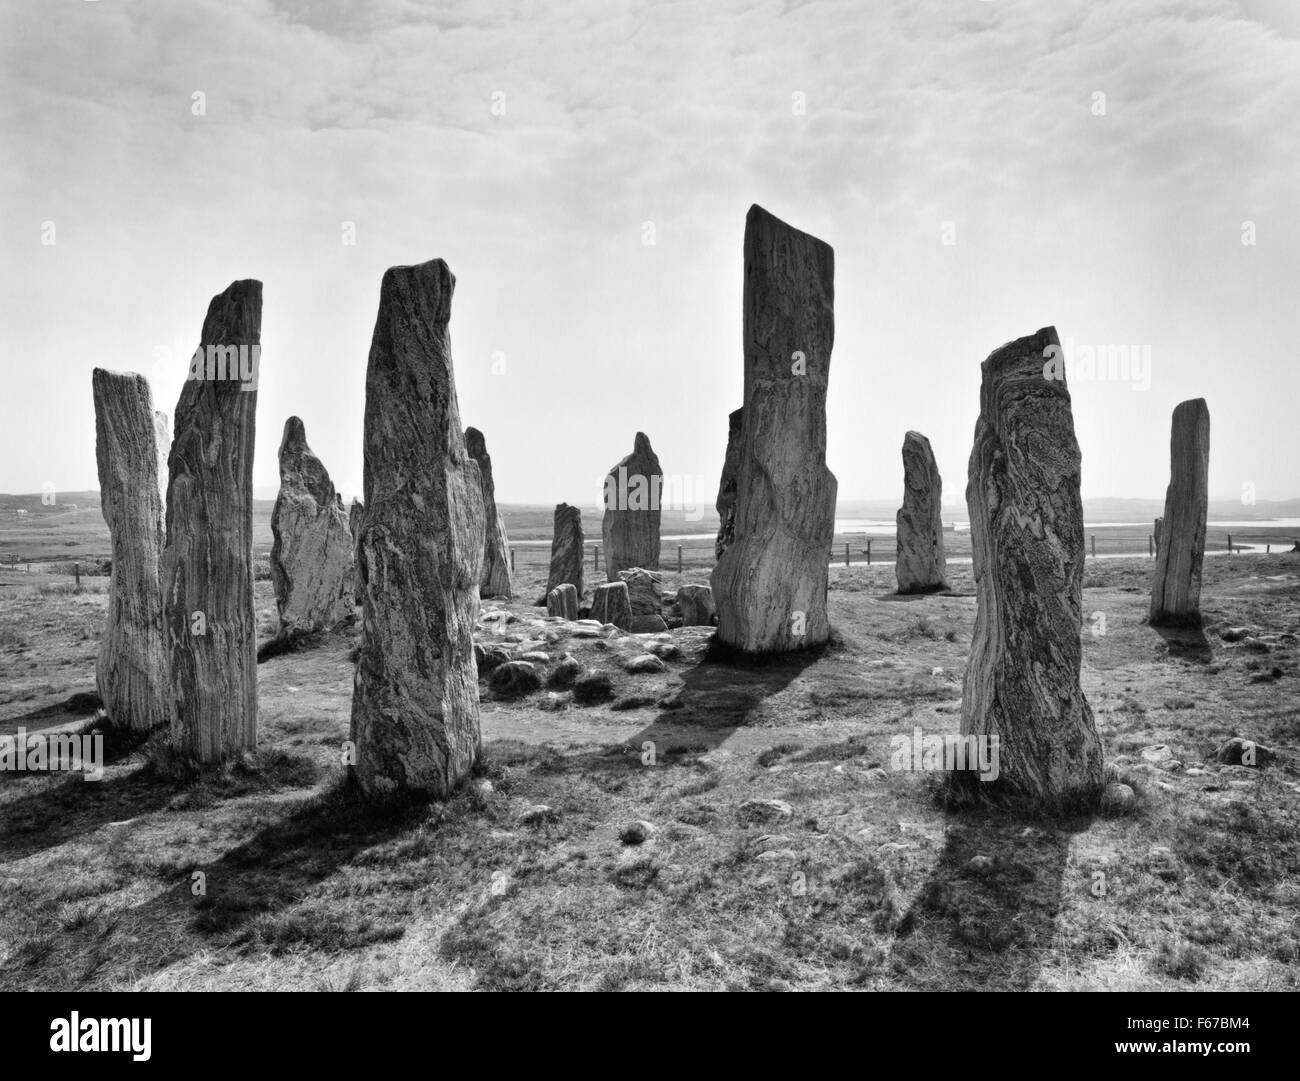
[891,788,1096,990]
[1150,622,1212,664]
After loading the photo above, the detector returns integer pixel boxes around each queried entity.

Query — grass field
[1,523,1297,990]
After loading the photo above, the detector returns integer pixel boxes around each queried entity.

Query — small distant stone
[623,653,668,675]
[475,645,512,674]
[756,849,797,862]
[966,855,994,873]
[738,798,793,824]
[475,779,494,795]
[618,820,655,845]
[517,804,559,826]
[548,654,583,687]
[1218,626,1251,642]
[489,660,543,697]
[628,614,669,634]
[538,692,569,712]
[572,670,616,704]
[864,767,889,783]
[1140,744,1175,765]
[647,641,679,660]
[518,651,550,663]
[1215,736,1275,767]
[1101,782,1135,812]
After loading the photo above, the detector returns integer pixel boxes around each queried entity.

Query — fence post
[844,542,849,567]
[677,546,682,574]
[1267,543,1270,554]
[1090,535,1096,559]
[866,539,872,566]
[510,548,515,572]
[1227,533,1233,554]
[1148,535,1153,557]
[74,562,80,587]
[594,544,600,572]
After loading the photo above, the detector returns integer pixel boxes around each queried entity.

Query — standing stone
[153,410,171,518]
[676,584,716,626]
[93,369,170,733]
[1153,517,1163,548]
[895,431,949,593]
[960,326,1102,801]
[269,416,355,637]
[714,407,743,561]
[618,568,663,617]
[546,583,578,620]
[546,502,585,600]
[349,499,365,605]
[711,205,837,652]
[351,259,486,801]
[602,432,662,580]
[1150,399,1210,627]
[161,280,261,763]
[465,426,513,599]
[591,581,632,629]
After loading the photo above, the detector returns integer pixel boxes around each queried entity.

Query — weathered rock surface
[895,430,948,593]
[714,407,743,560]
[93,369,171,733]
[546,502,585,600]
[546,583,578,620]
[676,584,715,626]
[1153,517,1163,548]
[161,280,261,762]
[590,581,632,629]
[602,431,662,580]
[711,205,837,651]
[1150,399,1210,627]
[465,426,513,599]
[628,614,669,634]
[270,416,355,637]
[351,259,486,800]
[618,567,662,617]
[959,326,1102,801]
[490,660,543,698]
[349,499,365,605]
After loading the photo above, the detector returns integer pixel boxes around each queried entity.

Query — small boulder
[548,654,582,687]
[1215,736,1275,767]
[738,798,793,824]
[1101,782,1136,812]
[623,653,668,675]
[629,614,669,634]
[475,644,512,674]
[676,584,715,627]
[572,670,616,704]
[619,820,655,845]
[591,582,632,630]
[518,804,559,826]
[490,661,543,697]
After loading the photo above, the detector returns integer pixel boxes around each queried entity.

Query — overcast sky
[2,0,1297,512]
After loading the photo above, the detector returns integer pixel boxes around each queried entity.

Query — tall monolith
[960,326,1102,801]
[714,407,743,560]
[602,431,662,580]
[1150,399,1210,627]
[349,498,365,606]
[895,431,948,593]
[93,369,170,732]
[465,426,513,599]
[711,205,837,651]
[161,280,261,763]
[546,503,584,599]
[270,416,355,636]
[351,259,486,800]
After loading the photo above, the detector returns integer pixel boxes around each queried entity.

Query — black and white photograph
[0,0,1296,1033]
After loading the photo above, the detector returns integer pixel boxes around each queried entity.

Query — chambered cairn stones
[92,369,171,733]
[465,426,513,599]
[960,326,1102,801]
[269,417,355,638]
[1150,399,1210,627]
[711,205,837,651]
[351,259,486,801]
[546,583,579,620]
[895,431,948,593]
[714,407,743,560]
[161,280,261,763]
[602,431,662,580]
[591,581,632,629]
[546,502,585,600]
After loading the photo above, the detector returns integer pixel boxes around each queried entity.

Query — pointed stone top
[281,415,307,450]
[278,415,335,506]
[903,430,931,448]
[633,431,653,455]
[464,426,487,458]
[201,280,262,344]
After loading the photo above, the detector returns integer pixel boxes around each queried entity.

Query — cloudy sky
[2,0,1297,512]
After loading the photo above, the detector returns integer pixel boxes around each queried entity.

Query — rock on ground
[591,581,632,629]
[546,583,578,620]
[618,567,663,617]
[676,583,715,626]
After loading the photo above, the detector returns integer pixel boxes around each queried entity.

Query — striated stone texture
[602,431,662,580]
[1150,399,1210,627]
[960,326,1102,801]
[547,583,578,620]
[714,407,743,561]
[349,499,365,605]
[894,431,948,593]
[270,416,355,637]
[350,259,486,801]
[711,205,837,651]
[465,426,513,599]
[676,584,715,627]
[546,503,585,600]
[590,581,632,629]
[617,567,662,618]
[93,369,171,733]
[161,280,261,763]
[153,410,171,517]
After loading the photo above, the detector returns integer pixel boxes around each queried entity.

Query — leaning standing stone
[591,581,632,629]
[270,416,355,637]
[711,205,837,651]
[602,431,662,580]
[547,583,578,620]
[546,502,585,600]
[351,259,486,800]
[465,426,514,599]
[161,280,261,763]
[960,326,1102,801]
[1150,399,1210,627]
[714,407,743,561]
[349,498,365,605]
[93,369,171,733]
[894,430,948,593]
